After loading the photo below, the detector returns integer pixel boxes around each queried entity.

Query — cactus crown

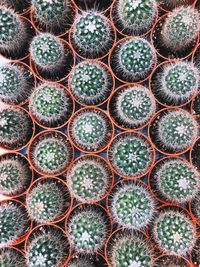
[153,209,196,256]
[68,258,95,267]
[0,247,26,267]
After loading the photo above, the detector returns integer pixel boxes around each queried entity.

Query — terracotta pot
[189,137,200,172]
[71,0,113,13]
[158,0,197,13]
[154,253,193,267]
[64,252,109,266]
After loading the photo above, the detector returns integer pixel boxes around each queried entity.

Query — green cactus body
[110,182,155,229]
[154,255,189,267]
[108,229,154,267]
[69,61,112,106]
[0,201,29,248]
[29,83,73,128]
[0,247,26,267]
[158,110,198,152]
[155,158,199,204]
[162,7,199,51]
[30,33,65,70]
[68,258,95,267]
[109,132,154,178]
[192,194,200,222]
[153,209,196,256]
[67,155,112,203]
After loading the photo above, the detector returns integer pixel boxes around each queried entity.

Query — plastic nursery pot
[29,82,75,130]
[29,38,75,83]
[154,253,193,267]
[189,137,200,172]
[28,130,74,177]
[68,106,114,154]
[150,13,199,61]
[0,151,34,199]
[190,92,200,117]
[158,0,197,13]
[72,0,113,13]
[108,83,157,131]
[26,176,73,224]
[64,252,109,266]
[68,59,115,107]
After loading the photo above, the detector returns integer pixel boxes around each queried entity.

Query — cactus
[154,255,189,267]
[108,229,154,267]
[69,61,112,106]
[108,132,154,178]
[67,206,109,253]
[0,106,33,150]
[67,155,112,203]
[68,258,95,267]
[153,209,196,256]
[153,158,199,204]
[159,0,194,10]
[0,247,26,267]
[29,83,73,128]
[191,193,200,222]
[191,236,200,267]
[1,0,31,13]
[110,182,155,229]
[0,201,29,248]
[162,7,199,51]
[26,225,69,267]
[30,33,65,71]
[111,85,156,129]
[157,109,198,153]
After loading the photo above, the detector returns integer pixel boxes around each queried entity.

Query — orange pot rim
[158,0,197,13]
[1,245,26,256]
[154,253,193,267]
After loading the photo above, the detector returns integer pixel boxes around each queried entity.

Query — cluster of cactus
[110,182,155,229]
[0,201,29,248]
[154,255,189,267]
[29,83,73,128]
[162,6,199,51]
[0,247,26,267]
[69,61,112,106]
[68,258,95,267]
[67,155,112,203]
[153,209,196,256]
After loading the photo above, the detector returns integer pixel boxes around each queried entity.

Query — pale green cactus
[0,247,27,267]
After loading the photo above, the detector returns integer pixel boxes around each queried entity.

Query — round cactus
[69,108,113,152]
[107,229,154,267]
[0,247,27,267]
[151,158,199,204]
[162,6,199,51]
[69,60,113,106]
[29,83,74,128]
[67,205,109,254]
[108,132,154,178]
[0,106,33,150]
[154,254,190,267]
[0,153,32,197]
[26,225,70,267]
[191,193,200,222]
[152,208,196,256]
[109,181,155,229]
[109,85,156,129]
[191,236,200,267]
[68,258,95,267]
[113,0,158,36]
[67,155,113,203]
[0,201,29,248]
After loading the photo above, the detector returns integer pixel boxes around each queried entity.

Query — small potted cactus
[150,61,199,107]
[106,228,154,267]
[70,11,116,59]
[66,204,111,254]
[0,105,34,151]
[0,152,33,198]
[149,157,199,204]
[109,37,157,83]
[149,108,198,155]
[0,200,31,248]
[68,107,114,153]
[111,0,158,36]
[25,224,70,267]
[108,84,156,130]
[191,235,200,267]
[154,254,191,267]
[26,176,72,224]
[29,82,74,129]
[67,154,113,203]
[68,60,114,106]
[28,130,74,176]
[107,131,155,179]
[190,137,200,172]
[1,0,31,14]
[0,247,27,267]
[108,180,156,230]
[0,62,35,106]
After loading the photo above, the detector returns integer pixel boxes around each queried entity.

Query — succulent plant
[108,132,154,178]
[108,229,154,267]
[154,254,189,267]
[67,155,112,203]
[0,247,27,267]
[68,258,95,267]
[110,85,156,129]
[110,181,155,229]
[0,106,33,150]
[153,208,196,256]
[69,108,113,152]
[151,158,199,204]
[191,193,200,222]
[69,60,113,106]
[162,6,199,51]
[67,205,109,254]
[0,201,29,248]
[191,236,200,267]
[29,83,74,128]
[26,225,69,267]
